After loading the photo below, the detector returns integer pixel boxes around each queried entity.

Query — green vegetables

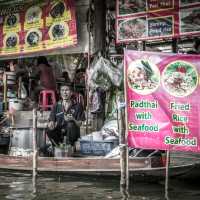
[141,60,154,80]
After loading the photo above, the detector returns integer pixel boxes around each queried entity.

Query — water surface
[0,172,199,200]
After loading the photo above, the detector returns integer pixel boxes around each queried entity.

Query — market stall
[0,0,109,157]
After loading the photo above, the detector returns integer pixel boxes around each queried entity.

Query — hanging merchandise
[106,90,124,120]
[88,56,123,91]
[90,87,106,114]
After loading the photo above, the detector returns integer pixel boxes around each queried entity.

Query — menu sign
[116,0,200,42]
[147,0,174,11]
[0,0,77,56]
[125,49,200,152]
[148,16,173,37]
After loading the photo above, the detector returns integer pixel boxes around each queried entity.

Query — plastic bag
[101,120,119,138]
[99,57,122,87]
[87,57,123,90]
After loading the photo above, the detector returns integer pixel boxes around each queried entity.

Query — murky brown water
[0,172,199,200]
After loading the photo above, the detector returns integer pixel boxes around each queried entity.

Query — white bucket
[54,145,74,157]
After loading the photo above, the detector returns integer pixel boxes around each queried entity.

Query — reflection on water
[0,172,199,200]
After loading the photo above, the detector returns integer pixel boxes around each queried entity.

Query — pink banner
[125,50,200,152]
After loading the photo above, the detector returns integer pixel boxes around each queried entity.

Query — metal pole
[164,38,178,199]
[32,108,38,193]
[86,0,91,135]
[3,73,7,110]
[118,95,129,199]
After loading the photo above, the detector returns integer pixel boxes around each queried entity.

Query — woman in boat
[47,84,85,148]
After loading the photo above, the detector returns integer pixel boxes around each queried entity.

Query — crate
[80,139,118,156]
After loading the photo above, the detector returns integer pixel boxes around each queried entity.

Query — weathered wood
[118,95,129,197]
[165,150,170,200]
[0,155,155,171]
[32,109,38,177]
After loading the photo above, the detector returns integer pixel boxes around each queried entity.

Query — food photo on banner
[116,0,200,43]
[180,6,200,34]
[0,0,77,56]
[124,50,200,152]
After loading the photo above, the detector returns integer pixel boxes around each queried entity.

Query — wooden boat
[1,111,200,179]
[0,153,199,179]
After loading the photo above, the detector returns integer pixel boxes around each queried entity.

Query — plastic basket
[80,139,118,156]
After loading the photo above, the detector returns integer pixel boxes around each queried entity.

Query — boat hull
[0,154,198,179]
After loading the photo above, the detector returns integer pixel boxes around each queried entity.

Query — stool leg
[43,92,47,111]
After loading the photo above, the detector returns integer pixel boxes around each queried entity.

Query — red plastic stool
[39,90,56,110]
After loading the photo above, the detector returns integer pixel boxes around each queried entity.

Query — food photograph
[4,33,18,48]
[25,29,42,46]
[50,1,65,18]
[162,60,198,97]
[118,17,146,41]
[127,59,160,95]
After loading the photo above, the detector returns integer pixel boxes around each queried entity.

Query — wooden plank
[0,155,151,172]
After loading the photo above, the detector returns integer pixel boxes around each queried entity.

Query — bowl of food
[4,33,18,48]
[49,22,69,40]
[6,14,19,26]
[162,60,198,97]
[50,1,65,18]
[25,6,42,23]
[26,29,42,46]
[127,59,160,95]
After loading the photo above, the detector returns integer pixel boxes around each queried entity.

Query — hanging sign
[0,0,77,56]
[125,49,200,152]
[116,0,200,43]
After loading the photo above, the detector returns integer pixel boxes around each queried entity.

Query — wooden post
[165,150,170,200]
[32,108,38,192]
[117,95,129,198]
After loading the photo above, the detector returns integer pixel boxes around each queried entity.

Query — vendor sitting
[47,84,85,149]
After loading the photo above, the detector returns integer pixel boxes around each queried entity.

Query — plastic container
[80,139,119,156]
[54,145,74,157]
